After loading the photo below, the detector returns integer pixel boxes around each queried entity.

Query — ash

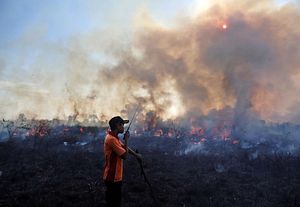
[0,122,300,207]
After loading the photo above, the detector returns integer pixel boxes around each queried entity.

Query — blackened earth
[1,136,300,207]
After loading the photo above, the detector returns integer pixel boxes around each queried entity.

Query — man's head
[109,116,129,133]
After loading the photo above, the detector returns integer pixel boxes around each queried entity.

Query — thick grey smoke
[96,1,300,123]
[1,0,300,124]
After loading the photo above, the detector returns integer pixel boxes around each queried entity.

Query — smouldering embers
[1,112,300,157]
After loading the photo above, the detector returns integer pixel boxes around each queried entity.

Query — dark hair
[109,116,129,130]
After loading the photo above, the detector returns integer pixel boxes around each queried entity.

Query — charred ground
[1,132,300,207]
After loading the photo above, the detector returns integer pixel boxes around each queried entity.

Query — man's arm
[120,131,129,160]
[128,147,142,162]
[119,133,142,161]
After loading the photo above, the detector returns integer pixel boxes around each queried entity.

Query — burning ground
[0,118,300,207]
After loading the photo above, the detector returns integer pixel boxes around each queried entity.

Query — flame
[232,140,239,144]
[190,126,205,136]
[154,129,163,137]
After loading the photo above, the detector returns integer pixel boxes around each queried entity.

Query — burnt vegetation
[0,119,300,207]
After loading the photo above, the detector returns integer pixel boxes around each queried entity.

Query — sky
[0,0,195,118]
[0,0,299,121]
[1,0,293,62]
[0,0,190,44]
[0,0,195,81]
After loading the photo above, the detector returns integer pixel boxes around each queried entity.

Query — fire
[26,121,50,138]
[154,129,163,137]
[200,138,207,142]
[190,126,205,136]
[232,140,239,145]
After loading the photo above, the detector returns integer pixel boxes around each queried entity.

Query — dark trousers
[105,181,122,207]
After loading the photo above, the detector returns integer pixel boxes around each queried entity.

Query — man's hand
[127,147,143,163]
[124,131,130,141]
[121,131,130,160]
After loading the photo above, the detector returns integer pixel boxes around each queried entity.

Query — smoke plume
[1,0,300,124]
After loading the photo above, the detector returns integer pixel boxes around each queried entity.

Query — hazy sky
[0,0,292,59]
[0,0,299,120]
[0,0,196,79]
[0,1,191,45]
[0,0,201,119]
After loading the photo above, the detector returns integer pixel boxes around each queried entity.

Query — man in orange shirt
[103,116,142,207]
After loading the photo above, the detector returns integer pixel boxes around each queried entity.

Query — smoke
[96,0,300,123]
[1,0,300,124]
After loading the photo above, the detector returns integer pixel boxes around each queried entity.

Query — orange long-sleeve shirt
[103,132,126,182]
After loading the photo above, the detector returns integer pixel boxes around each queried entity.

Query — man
[103,116,142,207]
